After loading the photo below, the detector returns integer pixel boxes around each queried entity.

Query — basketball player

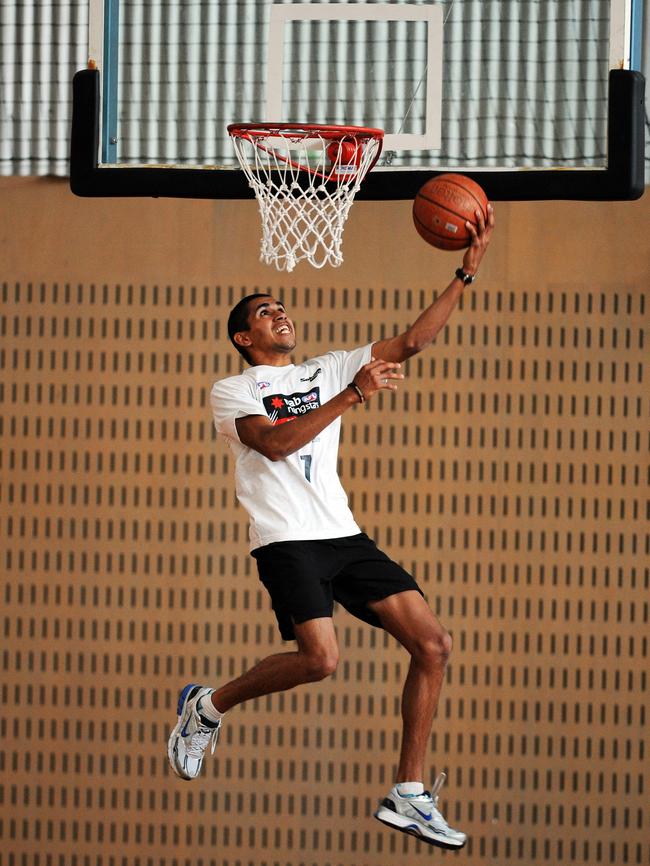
[168,205,495,849]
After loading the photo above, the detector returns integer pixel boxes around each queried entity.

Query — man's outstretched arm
[372,204,495,364]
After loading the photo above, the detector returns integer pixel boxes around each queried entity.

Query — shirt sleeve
[210,376,267,442]
[323,343,374,391]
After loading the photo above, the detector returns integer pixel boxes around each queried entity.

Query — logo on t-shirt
[263,388,321,425]
[300,367,322,383]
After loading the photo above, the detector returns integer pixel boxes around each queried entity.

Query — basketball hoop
[228,123,384,272]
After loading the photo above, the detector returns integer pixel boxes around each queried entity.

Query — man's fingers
[365,358,402,371]
[377,372,405,389]
[355,360,405,399]
[466,204,494,247]
[376,368,403,381]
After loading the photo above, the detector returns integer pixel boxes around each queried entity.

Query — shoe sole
[374,807,466,850]
[167,683,201,781]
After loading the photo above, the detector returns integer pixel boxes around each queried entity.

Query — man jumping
[168,205,494,849]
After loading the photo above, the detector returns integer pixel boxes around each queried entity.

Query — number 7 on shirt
[300,454,312,482]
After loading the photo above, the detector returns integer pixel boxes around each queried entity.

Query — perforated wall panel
[1,277,648,866]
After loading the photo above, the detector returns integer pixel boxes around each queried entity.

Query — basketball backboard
[71,0,645,200]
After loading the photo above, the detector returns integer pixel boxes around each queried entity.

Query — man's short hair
[227,293,271,365]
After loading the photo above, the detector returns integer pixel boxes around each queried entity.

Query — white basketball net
[229,126,383,272]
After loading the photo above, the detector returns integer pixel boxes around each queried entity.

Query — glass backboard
[72,0,645,200]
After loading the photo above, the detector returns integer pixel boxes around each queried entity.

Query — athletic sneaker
[167,684,221,780]
[374,773,467,849]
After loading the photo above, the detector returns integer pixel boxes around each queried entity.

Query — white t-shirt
[210,344,373,551]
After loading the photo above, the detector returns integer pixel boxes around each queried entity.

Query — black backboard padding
[70,68,645,202]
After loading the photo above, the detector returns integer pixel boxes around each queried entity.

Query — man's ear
[234,332,252,349]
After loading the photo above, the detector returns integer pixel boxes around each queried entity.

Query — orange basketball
[413,173,488,251]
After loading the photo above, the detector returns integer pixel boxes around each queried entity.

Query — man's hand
[462,203,495,275]
[352,358,404,402]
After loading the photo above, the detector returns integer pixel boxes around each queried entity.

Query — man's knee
[411,629,452,667]
[293,617,339,681]
[301,649,339,681]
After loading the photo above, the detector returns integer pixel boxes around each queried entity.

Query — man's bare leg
[168,618,338,782]
[368,591,451,783]
[209,616,339,713]
[370,591,466,849]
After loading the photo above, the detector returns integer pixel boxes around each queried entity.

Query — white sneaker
[374,773,467,849]
[167,684,221,780]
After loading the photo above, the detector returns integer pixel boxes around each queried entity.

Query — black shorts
[252,532,424,641]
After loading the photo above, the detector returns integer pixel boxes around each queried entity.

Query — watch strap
[455,267,476,285]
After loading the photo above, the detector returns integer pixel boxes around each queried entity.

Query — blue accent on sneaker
[411,804,433,821]
[177,683,198,716]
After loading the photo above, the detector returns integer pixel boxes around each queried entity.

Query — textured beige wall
[1,176,648,866]
[2,176,648,289]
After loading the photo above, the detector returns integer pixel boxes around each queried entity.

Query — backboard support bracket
[70,68,645,202]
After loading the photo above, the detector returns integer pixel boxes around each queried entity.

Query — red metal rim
[228,122,385,181]
[228,122,384,142]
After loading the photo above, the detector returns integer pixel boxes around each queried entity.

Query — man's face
[236,296,296,358]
